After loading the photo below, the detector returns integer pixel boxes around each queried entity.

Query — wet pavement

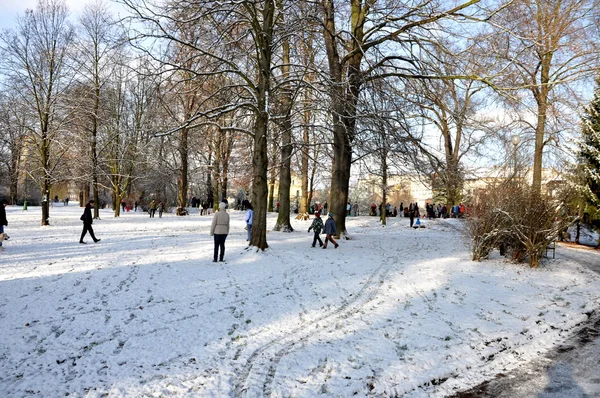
[452,244,600,398]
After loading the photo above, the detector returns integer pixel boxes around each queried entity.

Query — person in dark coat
[0,199,8,251]
[322,212,339,249]
[308,211,324,247]
[80,200,100,244]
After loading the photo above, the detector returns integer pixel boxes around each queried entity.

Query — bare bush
[467,182,573,267]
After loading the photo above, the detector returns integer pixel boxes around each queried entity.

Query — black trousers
[312,232,323,247]
[80,223,98,242]
[213,234,227,261]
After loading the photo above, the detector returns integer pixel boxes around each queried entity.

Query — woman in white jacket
[245,204,253,242]
[210,201,230,262]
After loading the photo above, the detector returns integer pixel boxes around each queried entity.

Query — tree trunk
[251,113,270,250]
[531,49,552,195]
[274,20,294,232]
[206,152,214,208]
[267,138,277,212]
[41,177,50,226]
[532,101,547,195]
[177,126,189,214]
[213,131,222,210]
[249,0,274,250]
[221,131,233,202]
[330,118,352,237]
[380,148,388,226]
[321,0,364,238]
[300,123,310,213]
[41,130,51,226]
[10,143,19,205]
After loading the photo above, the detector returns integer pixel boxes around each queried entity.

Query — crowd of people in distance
[1,192,470,256]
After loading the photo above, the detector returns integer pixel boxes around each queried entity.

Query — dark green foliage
[579,76,600,219]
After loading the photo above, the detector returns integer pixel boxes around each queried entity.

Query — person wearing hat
[307,211,324,248]
[323,212,339,249]
[80,199,101,244]
[210,201,230,262]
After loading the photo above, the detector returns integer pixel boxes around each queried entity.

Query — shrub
[467,182,573,268]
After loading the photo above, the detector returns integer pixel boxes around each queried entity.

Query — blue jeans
[247,224,252,241]
[0,225,3,246]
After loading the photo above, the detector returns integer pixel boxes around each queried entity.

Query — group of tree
[0,0,599,252]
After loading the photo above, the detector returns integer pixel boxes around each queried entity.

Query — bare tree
[487,0,600,194]
[272,0,295,232]
[403,44,490,207]
[75,0,120,217]
[0,90,27,204]
[319,0,483,238]
[122,0,285,250]
[103,57,158,217]
[0,0,75,225]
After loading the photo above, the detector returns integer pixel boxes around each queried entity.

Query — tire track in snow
[233,239,410,397]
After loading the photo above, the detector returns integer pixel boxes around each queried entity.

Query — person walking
[245,204,253,241]
[210,201,230,262]
[308,211,324,248]
[80,200,100,244]
[149,199,156,218]
[134,200,138,212]
[323,212,339,249]
[158,201,164,218]
[409,203,415,228]
[0,199,8,251]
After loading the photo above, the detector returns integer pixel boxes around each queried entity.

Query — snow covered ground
[1,204,599,397]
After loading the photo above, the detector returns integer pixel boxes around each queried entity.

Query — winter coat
[81,203,93,225]
[0,204,7,226]
[324,217,337,236]
[149,200,156,210]
[308,217,323,234]
[210,208,230,235]
[245,209,253,225]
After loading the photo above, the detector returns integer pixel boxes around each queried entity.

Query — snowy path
[452,245,600,398]
[1,205,599,397]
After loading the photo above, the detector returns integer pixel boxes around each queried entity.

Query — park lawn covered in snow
[1,204,599,397]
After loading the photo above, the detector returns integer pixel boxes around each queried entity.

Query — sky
[0,0,126,30]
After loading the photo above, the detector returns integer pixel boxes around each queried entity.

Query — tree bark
[212,131,222,210]
[380,147,388,226]
[249,0,275,250]
[268,138,278,212]
[274,11,294,232]
[177,126,189,214]
[300,121,310,213]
